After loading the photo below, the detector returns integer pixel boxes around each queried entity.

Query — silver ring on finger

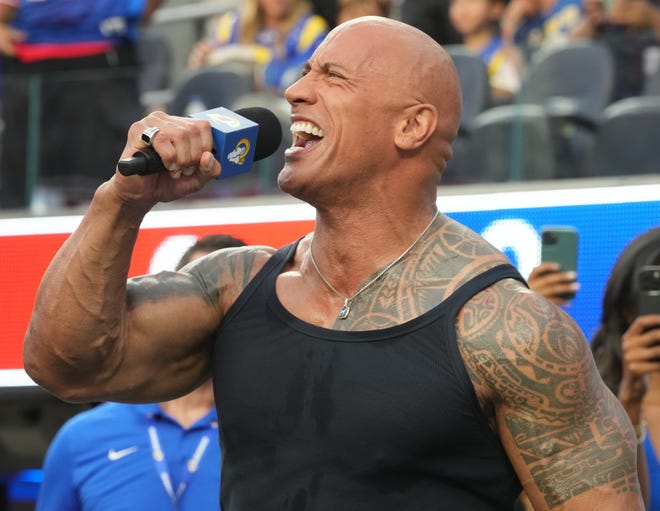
[141,127,161,146]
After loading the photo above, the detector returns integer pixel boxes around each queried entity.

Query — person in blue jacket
[36,399,220,511]
[0,0,163,210]
[499,0,584,61]
[187,0,328,93]
[35,234,246,511]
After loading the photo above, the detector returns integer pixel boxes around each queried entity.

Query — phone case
[541,227,579,300]
[541,227,578,272]
[638,265,660,316]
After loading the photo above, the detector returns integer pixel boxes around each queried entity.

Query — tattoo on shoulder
[126,246,269,310]
[457,282,638,508]
[334,217,511,330]
[127,268,211,311]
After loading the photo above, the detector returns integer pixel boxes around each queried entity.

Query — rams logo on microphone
[209,113,242,129]
[228,138,251,165]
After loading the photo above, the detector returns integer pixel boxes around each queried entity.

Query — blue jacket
[12,0,145,44]
[36,402,221,511]
[211,9,328,91]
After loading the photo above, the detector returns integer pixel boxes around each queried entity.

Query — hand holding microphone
[118,106,283,179]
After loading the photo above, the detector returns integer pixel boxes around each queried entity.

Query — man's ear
[394,104,438,151]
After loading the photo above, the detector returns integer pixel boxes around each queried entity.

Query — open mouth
[290,121,324,149]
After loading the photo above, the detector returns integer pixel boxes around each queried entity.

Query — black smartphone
[638,265,660,316]
[541,226,579,300]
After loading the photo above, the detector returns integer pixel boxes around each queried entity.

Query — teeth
[290,121,324,138]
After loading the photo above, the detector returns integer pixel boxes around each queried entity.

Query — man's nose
[284,73,314,105]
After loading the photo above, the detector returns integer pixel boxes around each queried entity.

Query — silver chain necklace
[309,210,439,320]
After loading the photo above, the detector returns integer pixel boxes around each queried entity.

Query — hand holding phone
[638,265,660,316]
[528,261,580,305]
[540,226,579,301]
[633,265,660,363]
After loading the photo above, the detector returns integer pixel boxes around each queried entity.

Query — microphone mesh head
[236,107,283,161]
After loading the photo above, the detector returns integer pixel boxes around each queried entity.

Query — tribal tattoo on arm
[126,246,270,311]
[114,246,273,400]
[457,280,640,509]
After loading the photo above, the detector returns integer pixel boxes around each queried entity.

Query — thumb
[200,151,221,180]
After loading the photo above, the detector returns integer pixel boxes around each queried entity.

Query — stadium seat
[137,30,173,94]
[515,41,615,178]
[136,31,174,111]
[442,45,489,184]
[644,63,660,96]
[445,45,490,133]
[167,65,255,116]
[460,104,556,183]
[588,96,660,176]
[518,40,615,127]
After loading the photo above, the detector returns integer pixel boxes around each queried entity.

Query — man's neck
[159,381,215,429]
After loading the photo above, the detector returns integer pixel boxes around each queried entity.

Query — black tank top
[213,240,524,510]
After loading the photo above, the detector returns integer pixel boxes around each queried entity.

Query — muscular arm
[457,281,644,510]
[23,111,265,404]
[24,184,271,403]
[23,185,217,403]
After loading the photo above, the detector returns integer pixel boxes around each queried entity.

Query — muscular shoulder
[184,244,276,310]
[430,214,514,289]
[125,245,278,326]
[456,275,642,508]
[456,279,592,408]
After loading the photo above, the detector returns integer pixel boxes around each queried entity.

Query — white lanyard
[147,424,211,510]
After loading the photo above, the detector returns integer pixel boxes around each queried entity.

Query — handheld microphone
[117,106,283,179]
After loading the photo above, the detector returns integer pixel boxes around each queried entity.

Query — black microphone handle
[117,147,166,176]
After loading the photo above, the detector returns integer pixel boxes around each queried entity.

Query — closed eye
[321,61,349,80]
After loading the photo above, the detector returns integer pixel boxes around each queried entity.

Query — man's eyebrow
[303,61,351,75]
[321,61,349,73]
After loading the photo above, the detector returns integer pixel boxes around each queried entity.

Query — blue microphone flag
[190,107,259,179]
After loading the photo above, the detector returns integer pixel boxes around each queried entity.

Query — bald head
[329,17,462,140]
[315,17,462,172]
[280,16,463,201]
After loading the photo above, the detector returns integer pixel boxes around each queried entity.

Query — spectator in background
[310,0,339,29]
[500,0,583,62]
[0,0,163,211]
[571,0,660,101]
[590,226,660,509]
[449,0,523,102]
[35,233,246,511]
[400,0,464,45]
[336,0,391,25]
[527,260,580,306]
[187,0,328,94]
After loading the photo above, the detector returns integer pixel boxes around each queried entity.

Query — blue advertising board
[440,181,660,341]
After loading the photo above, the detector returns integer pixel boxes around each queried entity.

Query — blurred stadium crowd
[0,0,658,211]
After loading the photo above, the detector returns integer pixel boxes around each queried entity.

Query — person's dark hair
[176,234,246,270]
[591,227,660,394]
